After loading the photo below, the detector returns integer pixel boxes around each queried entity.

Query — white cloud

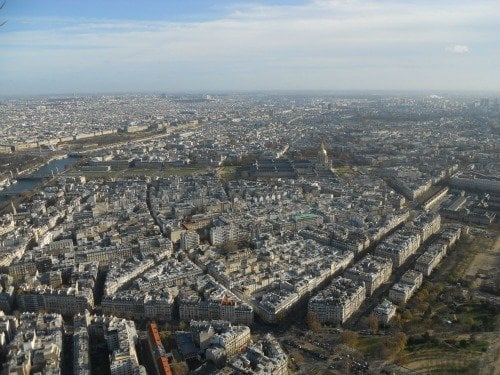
[0,0,499,94]
[446,44,470,54]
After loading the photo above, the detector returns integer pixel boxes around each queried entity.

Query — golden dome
[319,141,327,156]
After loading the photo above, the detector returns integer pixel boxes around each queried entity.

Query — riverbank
[0,155,79,210]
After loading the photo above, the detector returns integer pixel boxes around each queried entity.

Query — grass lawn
[357,335,384,356]
[335,166,357,176]
[217,165,241,181]
[402,346,481,374]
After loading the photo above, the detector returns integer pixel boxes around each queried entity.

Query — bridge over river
[16,169,62,181]
[0,156,78,204]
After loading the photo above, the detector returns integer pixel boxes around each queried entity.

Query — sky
[0,0,499,96]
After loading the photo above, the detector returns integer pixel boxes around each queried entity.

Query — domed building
[318,141,329,166]
[316,141,334,174]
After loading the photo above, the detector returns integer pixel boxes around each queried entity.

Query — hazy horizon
[1,0,499,96]
[3,88,500,101]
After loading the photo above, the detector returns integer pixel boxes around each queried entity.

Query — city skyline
[1,0,499,95]
[0,90,498,373]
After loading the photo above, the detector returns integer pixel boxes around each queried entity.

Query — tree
[393,331,407,352]
[368,315,379,334]
[394,331,407,352]
[417,301,430,315]
[341,357,352,375]
[0,1,6,27]
[379,331,407,361]
[393,313,403,330]
[400,309,413,321]
[222,240,238,254]
[415,288,429,304]
[292,350,305,366]
[340,330,359,349]
[171,361,189,375]
[306,311,322,332]
[433,282,445,295]
[178,320,188,331]
[159,329,172,346]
